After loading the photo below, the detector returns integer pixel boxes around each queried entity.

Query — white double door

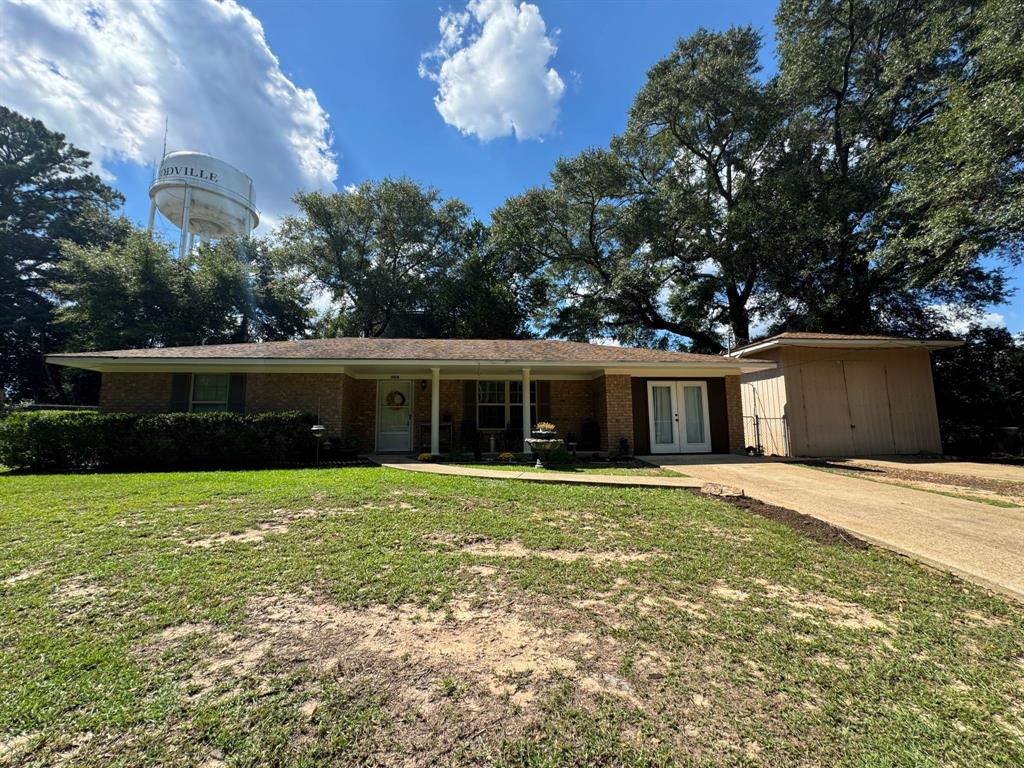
[647,381,712,453]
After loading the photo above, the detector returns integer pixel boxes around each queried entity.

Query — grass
[0,466,1021,767]
[450,462,683,477]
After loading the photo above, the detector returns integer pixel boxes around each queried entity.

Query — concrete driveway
[642,454,1024,601]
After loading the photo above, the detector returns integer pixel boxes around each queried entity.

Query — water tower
[147,151,259,256]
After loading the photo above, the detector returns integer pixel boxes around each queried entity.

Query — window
[477,381,537,431]
[191,373,230,412]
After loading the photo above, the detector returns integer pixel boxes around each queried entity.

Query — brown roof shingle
[55,337,735,364]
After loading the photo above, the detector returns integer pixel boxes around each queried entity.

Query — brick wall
[548,379,596,442]
[596,374,634,453]
[341,375,377,453]
[725,374,744,454]
[245,373,345,434]
[98,373,173,413]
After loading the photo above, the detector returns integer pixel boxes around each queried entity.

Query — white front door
[647,381,712,453]
[377,380,413,452]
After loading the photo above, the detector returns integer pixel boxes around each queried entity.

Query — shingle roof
[54,337,735,364]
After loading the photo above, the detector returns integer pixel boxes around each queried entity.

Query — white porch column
[522,367,532,453]
[430,367,441,455]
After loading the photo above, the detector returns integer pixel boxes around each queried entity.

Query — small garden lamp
[311,424,327,466]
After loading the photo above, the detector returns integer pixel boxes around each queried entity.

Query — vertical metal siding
[739,349,790,455]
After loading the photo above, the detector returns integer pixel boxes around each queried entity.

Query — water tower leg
[179,185,192,258]
[146,199,156,234]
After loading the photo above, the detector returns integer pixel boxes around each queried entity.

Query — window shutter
[227,373,246,413]
[169,373,191,412]
[536,381,551,422]
[463,379,476,412]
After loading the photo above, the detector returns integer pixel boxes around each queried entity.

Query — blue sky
[3,0,1020,332]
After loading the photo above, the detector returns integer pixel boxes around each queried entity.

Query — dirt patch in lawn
[149,590,639,735]
[460,538,657,563]
[715,494,869,549]
[184,522,291,548]
[3,567,45,585]
[753,579,892,631]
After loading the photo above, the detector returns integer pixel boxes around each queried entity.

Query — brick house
[47,338,773,456]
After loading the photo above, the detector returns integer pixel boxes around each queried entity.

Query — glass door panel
[647,383,678,453]
[680,383,711,452]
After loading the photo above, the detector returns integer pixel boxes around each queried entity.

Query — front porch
[339,366,743,458]
[344,368,627,456]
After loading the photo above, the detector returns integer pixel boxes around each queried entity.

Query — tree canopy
[492,0,1020,350]
[0,106,127,401]
[280,179,534,339]
[55,233,310,352]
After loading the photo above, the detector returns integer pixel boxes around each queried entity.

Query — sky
[1,0,1020,333]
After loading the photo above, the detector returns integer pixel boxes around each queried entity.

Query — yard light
[311,424,327,466]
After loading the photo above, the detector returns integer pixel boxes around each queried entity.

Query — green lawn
[1,468,1022,767]
[451,462,684,477]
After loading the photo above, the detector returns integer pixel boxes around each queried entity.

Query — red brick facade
[98,373,173,413]
[595,374,634,453]
[340,375,376,453]
[98,370,737,456]
[547,379,596,445]
[724,375,744,454]
[246,373,345,433]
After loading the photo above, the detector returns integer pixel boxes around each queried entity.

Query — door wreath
[385,389,407,409]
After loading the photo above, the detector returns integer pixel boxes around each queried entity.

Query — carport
[729,333,960,457]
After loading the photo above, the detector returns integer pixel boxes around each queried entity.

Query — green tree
[282,179,528,338]
[767,0,1013,334]
[932,327,1024,454]
[491,28,780,351]
[0,106,126,401]
[879,0,1023,279]
[55,232,310,351]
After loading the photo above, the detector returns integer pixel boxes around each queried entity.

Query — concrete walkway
[369,455,703,490]
[643,454,1024,601]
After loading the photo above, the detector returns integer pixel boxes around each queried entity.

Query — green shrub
[0,410,316,471]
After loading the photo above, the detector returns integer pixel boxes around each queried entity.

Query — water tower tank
[147,151,259,255]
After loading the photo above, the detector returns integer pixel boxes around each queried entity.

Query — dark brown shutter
[169,373,191,412]
[227,373,246,413]
[463,379,477,415]
[536,380,551,422]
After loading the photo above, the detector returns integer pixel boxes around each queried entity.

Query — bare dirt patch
[54,576,106,604]
[460,538,657,564]
[711,584,750,602]
[184,522,290,548]
[3,567,44,585]
[753,579,892,631]
[148,591,634,717]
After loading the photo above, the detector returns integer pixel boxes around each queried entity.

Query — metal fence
[743,414,790,456]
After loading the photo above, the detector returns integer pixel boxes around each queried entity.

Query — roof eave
[729,337,963,358]
[46,354,774,375]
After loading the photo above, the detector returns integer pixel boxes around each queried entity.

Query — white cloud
[419,0,565,141]
[0,0,337,229]
[930,304,1006,335]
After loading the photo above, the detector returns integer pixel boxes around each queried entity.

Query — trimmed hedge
[0,410,317,470]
